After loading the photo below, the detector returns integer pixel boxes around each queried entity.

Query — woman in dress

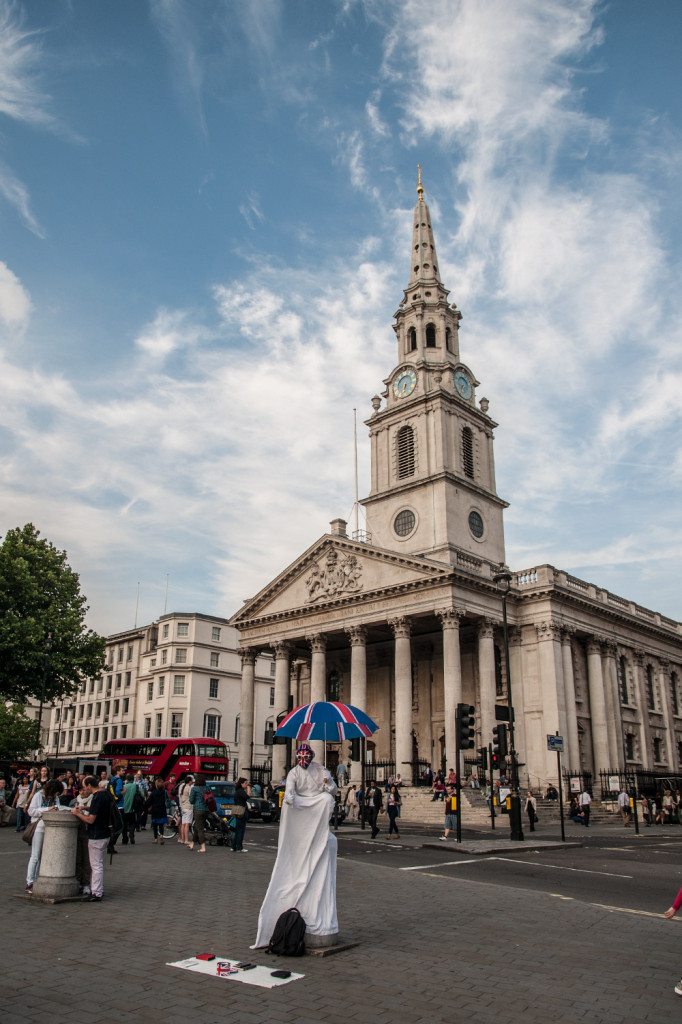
[177,774,194,846]
[386,784,401,839]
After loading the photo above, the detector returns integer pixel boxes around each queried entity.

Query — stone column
[437,607,464,776]
[271,641,291,784]
[238,648,256,778]
[307,633,328,762]
[477,619,497,751]
[586,637,610,782]
[560,629,580,771]
[390,617,412,782]
[346,626,367,785]
[658,659,676,769]
[535,620,567,782]
[633,650,653,769]
[32,812,80,900]
[508,627,528,782]
[602,642,623,769]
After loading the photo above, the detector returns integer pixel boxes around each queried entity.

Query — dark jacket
[146,787,168,820]
[364,786,383,810]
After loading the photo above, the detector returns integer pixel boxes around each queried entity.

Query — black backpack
[266,908,306,957]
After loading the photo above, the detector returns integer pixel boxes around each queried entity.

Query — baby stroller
[203,810,236,848]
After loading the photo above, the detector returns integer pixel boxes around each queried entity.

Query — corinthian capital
[477,618,496,641]
[238,647,256,667]
[306,633,328,654]
[436,606,465,630]
[273,640,292,660]
[389,616,411,639]
[345,625,367,646]
[535,620,561,641]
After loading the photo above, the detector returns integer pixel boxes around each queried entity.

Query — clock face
[393,367,417,399]
[454,371,472,399]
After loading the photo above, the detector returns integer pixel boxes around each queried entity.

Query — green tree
[0,524,106,707]
[0,702,40,761]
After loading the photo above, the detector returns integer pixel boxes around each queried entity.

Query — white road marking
[548,895,681,921]
[494,857,633,879]
[400,859,481,871]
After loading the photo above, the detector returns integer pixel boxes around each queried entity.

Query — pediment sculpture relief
[305,548,363,603]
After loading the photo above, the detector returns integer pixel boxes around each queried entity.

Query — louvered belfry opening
[462,426,474,478]
[397,425,416,478]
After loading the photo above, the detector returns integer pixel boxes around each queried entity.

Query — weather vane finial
[416,163,424,201]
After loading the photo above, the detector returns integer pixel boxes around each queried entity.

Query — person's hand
[664,907,677,919]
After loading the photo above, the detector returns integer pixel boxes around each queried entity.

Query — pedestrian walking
[364,780,383,839]
[525,790,538,832]
[231,777,249,852]
[134,771,149,830]
[188,773,208,853]
[178,774,194,846]
[578,787,591,826]
[146,777,170,845]
[336,761,347,787]
[344,784,358,821]
[25,780,64,893]
[438,785,458,840]
[617,787,631,826]
[664,886,682,996]
[70,776,112,902]
[121,774,138,845]
[12,775,30,831]
[386,784,401,839]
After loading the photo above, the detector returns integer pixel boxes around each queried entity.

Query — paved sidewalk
[1,826,679,1024]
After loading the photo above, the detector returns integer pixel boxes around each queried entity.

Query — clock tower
[362,168,508,567]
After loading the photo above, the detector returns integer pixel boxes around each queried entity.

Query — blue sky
[1,0,681,633]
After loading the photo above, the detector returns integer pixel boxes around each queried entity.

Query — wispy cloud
[149,0,208,137]
[238,191,265,231]
[0,0,55,128]
[0,259,31,331]
[0,159,44,236]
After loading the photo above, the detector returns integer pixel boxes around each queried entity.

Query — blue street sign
[547,734,564,752]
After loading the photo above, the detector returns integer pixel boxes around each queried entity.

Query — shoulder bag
[22,819,38,844]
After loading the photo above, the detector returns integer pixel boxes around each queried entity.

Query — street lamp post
[492,564,524,842]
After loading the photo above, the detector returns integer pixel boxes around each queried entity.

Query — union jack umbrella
[275,701,379,743]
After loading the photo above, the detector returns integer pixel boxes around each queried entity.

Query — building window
[264,720,274,745]
[462,426,475,479]
[127,644,133,661]
[162,623,169,639]
[123,698,129,714]
[67,731,73,749]
[204,713,221,739]
[445,326,452,352]
[176,648,187,664]
[121,725,127,738]
[161,649,168,665]
[209,678,219,699]
[98,678,103,692]
[407,326,417,352]
[176,623,189,638]
[396,425,416,479]
[125,672,131,687]
[146,681,153,702]
[104,701,110,716]
[150,658,156,668]
[89,680,95,694]
[270,661,276,677]
[212,626,221,642]
[87,704,93,719]
[210,652,220,668]
[93,728,99,744]
[625,733,635,760]
[394,508,416,538]
[113,699,120,715]
[155,713,163,737]
[102,727,108,742]
[269,686,275,707]
[173,675,185,696]
[84,728,90,745]
[106,675,112,691]
[52,731,58,748]
[646,665,656,710]
[118,647,124,663]
[115,673,121,688]
[425,322,436,348]
[159,676,165,696]
[653,736,663,763]
[95,702,102,717]
[78,705,84,719]
[170,713,183,738]
[234,715,240,744]
[112,726,118,739]
[144,717,151,738]
[76,729,82,745]
[671,672,680,716]
[618,655,628,704]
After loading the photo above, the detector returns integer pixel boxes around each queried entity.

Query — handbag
[22,819,38,844]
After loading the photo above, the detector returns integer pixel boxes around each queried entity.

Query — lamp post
[492,564,524,842]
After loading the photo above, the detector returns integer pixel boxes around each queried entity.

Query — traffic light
[350,738,361,762]
[491,751,500,770]
[457,703,476,749]
[492,723,508,759]
[478,746,488,771]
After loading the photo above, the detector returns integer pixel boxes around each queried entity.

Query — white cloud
[134,307,206,359]
[238,191,265,230]
[0,0,55,128]
[0,260,30,331]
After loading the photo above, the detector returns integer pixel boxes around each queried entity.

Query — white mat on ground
[167,956,304,989]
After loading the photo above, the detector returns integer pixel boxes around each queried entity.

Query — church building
[230,174,682,796]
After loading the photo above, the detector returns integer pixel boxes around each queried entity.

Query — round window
[468,510,484,539]
[394,509,416,537]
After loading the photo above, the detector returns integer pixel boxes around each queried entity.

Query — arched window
[671,671,680,716]
[646,665,656,710]
[462,426,474,479]
[425,322,437,348]
[445,327,452,352]
[397,425,416,478]
[618,655,628,705]
[407,326,417,352]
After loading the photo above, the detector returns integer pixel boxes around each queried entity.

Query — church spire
[408,165,443,289]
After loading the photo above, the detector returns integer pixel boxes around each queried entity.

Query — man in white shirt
[617,788,631,825]
[578,789,592,827]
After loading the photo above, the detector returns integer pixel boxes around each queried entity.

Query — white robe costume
[253,761,338,948]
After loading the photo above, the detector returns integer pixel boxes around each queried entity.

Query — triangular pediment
[230,534,453,626]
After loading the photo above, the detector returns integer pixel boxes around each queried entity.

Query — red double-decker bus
[101,737,229,781]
